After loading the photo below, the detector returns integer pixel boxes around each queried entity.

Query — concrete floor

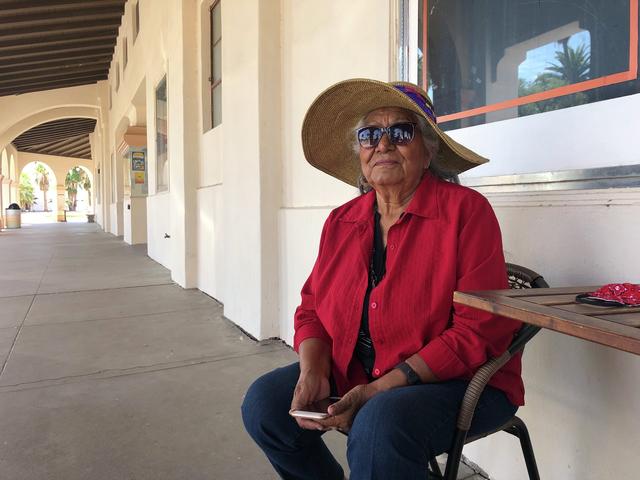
[0,222,484,479]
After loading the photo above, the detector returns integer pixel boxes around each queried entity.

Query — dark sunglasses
[356,122,416,148]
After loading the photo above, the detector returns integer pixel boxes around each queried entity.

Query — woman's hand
[291,338,332,429]
[317,383,376,433]
[290,371,331,430]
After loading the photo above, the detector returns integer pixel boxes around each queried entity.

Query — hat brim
[301,78,488,186]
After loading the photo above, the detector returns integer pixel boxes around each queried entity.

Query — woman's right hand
[290,370,331,429]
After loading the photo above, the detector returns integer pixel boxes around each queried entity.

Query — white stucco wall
[278,0,391,341]
[461,192,640,479]
[454,93,640,178]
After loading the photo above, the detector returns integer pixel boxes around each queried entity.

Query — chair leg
[504,417,541,480]
[443,430,467,480]
[428,456,443,478]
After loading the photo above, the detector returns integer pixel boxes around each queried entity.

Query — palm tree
[82,172,92,207]
[65,167,92,211]
[19,172,36,211]
[546,41,591,84]
[35,163,50,212]
[65,167,81,211]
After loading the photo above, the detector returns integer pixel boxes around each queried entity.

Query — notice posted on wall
[132,151,146,171]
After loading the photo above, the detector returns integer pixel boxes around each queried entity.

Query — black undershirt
[354,210,386,380]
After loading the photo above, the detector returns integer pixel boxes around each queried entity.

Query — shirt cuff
[293,322,332,352]
[417,336,470,381]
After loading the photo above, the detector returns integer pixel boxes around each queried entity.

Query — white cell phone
[290,397,341,420]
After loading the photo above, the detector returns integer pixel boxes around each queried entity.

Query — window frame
[133,1,140,43]
[155,75,169,193]
[123,37,128,70]
[209,0,222,128]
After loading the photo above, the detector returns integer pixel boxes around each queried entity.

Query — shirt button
[371,302,377,309]
[390,244,396,250]
[373,368,381,376]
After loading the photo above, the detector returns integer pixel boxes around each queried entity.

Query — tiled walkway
[0,222,484,479]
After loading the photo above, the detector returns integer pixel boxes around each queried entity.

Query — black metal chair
[428,263,548,479]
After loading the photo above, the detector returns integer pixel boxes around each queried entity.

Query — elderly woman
[242,79,523,479]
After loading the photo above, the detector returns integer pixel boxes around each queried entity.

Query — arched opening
[1,148,8,228]
[64,165,94,221]
[19,161,57,224]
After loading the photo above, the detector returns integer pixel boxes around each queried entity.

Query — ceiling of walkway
[13,118,97,159]
[0,0,126,98]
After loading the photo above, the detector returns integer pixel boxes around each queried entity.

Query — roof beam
[16,135,91,148]
[0,1,124,15]
[0,66,108,86]
[18,146,91,160]
[0,22,119,43]
[0,76,104,97]
[16,130,91,143]
[0,52,112,70]
[14,129,96,146]
[19,119,96,133]
[0,29,118,49]
[0,7,124,27]
[22,119,96,133]
[0,60,111,77]
[59,142,91,157]
[0,36,115,54]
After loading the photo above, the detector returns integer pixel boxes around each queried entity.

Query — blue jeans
[241,363,517,480]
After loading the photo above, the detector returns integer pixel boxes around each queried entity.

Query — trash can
[5,203,21,229]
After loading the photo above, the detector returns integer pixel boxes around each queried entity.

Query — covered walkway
[0,223,304,479]
[0,223,493,479]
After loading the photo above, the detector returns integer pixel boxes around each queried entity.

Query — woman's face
[359,107,431,193]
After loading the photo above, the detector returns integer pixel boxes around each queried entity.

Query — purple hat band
[393,84,437,123]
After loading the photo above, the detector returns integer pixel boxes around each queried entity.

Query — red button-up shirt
[293,172,524,406]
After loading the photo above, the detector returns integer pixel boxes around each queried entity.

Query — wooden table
[454,286,640,355]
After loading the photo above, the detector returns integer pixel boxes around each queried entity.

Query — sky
[518,30,591,82]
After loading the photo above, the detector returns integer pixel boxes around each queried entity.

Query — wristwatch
[395,361,422,385]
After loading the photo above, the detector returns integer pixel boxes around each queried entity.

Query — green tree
[65,167,91,211]
[65,167,81,211]
[82,171,92,207]
[35,163,50,212]
[518,42,591,117]
[546,42,591,84]
[18,172,36,211]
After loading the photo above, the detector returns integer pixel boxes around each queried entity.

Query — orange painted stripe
[439,71,637,123]
[436,0,639,124]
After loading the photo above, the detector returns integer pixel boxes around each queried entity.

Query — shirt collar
[338,171,440,223]
[404,170,440,219]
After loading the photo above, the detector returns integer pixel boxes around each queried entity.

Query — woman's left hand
[317,383,377,433]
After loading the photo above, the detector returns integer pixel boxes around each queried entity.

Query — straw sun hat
[301,78,488,186]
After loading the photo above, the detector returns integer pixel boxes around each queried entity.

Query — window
[133,1,140,42]
[110,153,116,200]
[123,38,128,70]
[210,1,222,127]
[411,0,639,130]
[115,62,120,91]
[155,76,169,192]
[96,164,101,203]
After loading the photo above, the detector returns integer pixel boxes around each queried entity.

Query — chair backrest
[504,263,548,355]
[506,263,549,289]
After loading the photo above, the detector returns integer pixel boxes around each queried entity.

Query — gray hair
[353,110,458,194]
